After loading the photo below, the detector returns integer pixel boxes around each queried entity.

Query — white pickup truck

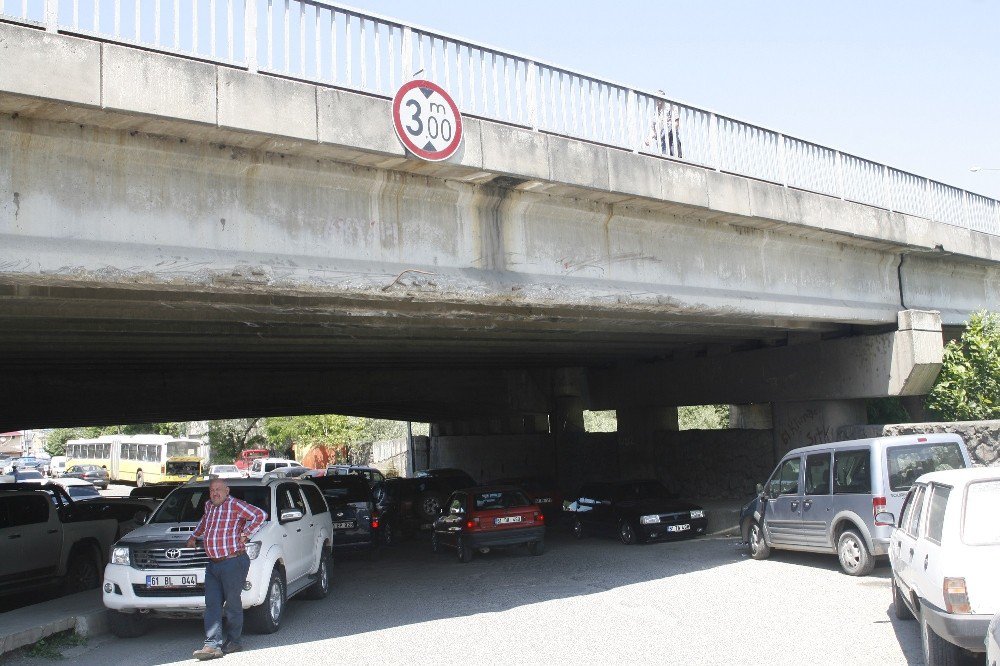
[0,484,118,597]
[103,477,333,638]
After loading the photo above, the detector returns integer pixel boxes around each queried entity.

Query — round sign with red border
[392,79,463,162]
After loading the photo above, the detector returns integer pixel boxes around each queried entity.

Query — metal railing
[5,0,1000,235]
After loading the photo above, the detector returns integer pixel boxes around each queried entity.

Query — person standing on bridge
[646,90,682,159]
[186,478,266,660]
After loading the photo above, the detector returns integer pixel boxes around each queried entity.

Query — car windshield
[66,485,101,499]
[151,486,271,523]
[613,481,671,502]
[166,441,201,457]
[16,471,43,480]
[887,443,965,492]
[963,480,1000,545]
[474,490,531,510]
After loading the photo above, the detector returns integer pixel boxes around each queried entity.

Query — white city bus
[65,434,210,486]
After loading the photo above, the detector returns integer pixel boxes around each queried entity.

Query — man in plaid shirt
[186,478,266,660]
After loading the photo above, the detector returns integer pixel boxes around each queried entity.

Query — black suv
[375,469,478,543]
[311,475,381,557]
[567,479,708,545]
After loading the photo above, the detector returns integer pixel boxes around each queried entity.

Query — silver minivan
[741,433,971,576]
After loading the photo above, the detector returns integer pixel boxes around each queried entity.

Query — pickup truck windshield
[152,487,271,523]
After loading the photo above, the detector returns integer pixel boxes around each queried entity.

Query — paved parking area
[10,529,950,665]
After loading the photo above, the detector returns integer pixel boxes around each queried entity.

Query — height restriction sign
[392,79,463,161]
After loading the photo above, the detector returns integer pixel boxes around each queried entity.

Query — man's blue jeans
[203,553,251,649]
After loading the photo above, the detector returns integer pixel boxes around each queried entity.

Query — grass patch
[23,630,87,660]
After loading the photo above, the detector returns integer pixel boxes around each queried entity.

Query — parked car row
[739,433,997,665]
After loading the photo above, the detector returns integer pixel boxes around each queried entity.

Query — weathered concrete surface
[2,23,1000,431]
[0,590,107,655]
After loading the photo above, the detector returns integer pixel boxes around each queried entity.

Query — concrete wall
[838,421,1000,467]
[428,434,555,483]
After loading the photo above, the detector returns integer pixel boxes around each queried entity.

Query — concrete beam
[593,310,944,406]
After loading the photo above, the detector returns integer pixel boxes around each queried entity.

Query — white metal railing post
[835,150,844,199]
[924,178,932,219]
[709,112,720,171]
[626,89,639,153]
[882,165,891,211]
[962,190,969,230]
[244,0,258,72]
[44,0,59,31]
[526,60,538,131]
[777,133,787,186]
[401,26,413,80]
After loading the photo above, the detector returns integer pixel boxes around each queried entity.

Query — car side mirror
[134,510,149,525]
[875,511,896,528]
[279,509,303,523]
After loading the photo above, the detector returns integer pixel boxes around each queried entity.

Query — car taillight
[465,517,479,530]
[943,577,971,614]
[873,496,887,522]
[534,511,543,523]
[371,511,379,530]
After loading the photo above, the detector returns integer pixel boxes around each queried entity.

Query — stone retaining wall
[837,420,1000,467]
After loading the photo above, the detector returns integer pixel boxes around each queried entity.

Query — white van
[50,455,68,477]
[741,433,972,576]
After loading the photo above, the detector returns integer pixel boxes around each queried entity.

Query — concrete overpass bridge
[2,3,1000,489]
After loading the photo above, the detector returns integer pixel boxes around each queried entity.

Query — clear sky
[353,0,1000,199]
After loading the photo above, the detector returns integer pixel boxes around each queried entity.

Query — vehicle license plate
[535,497,552,504]
[332,521,356,529]
[495,516,523,525]
[667,523,690,533]
[146,575,197,588]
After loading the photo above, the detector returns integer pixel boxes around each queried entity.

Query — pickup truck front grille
[131,546,209,570]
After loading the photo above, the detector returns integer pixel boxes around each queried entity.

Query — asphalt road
[13,526,978,666]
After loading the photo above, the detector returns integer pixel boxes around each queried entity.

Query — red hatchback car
[431,486,545,562]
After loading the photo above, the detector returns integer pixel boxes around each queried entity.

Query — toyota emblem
[336,512,344,517]
[165,548,182,560]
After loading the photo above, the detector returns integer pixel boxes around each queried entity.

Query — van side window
[772,458,800,495]
[805,453,831,495]
[834,450,871,494]
[903,484,927,537]
[925,484,951,545]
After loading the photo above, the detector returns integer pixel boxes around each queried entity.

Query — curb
[0,592,109,656]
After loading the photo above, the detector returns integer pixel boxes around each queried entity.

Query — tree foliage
[926,311,1000,421]
[263,414,366,459]
[207,419,266,464]
[678,404,730,430]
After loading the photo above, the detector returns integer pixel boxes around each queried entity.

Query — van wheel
[302,553,330,600]
[247,568,285,634]
[892,577,914,620]
[135,471,144,488]
[837,529,874,576]
[108,611,149,638]
[380,521,394,546]
[748,522,770,560]
[619,521,636,545]
[64,545,101,593]
[921,607,960,665]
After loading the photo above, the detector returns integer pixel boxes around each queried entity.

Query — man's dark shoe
[222,642,243,655]
[193,645,223,660]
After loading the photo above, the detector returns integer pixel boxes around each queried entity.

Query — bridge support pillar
[771,399,867,460]
[552,368,586,492]
[616,406,678,479]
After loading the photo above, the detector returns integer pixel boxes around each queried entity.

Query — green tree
[926,311,1000,420]
[207,419,266,464]
[678,404,730,430]
[44,427,102,456]
[263,414,365,460]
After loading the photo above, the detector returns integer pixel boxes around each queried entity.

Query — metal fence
[5,0,1000,235]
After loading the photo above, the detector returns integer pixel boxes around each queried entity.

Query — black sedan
[311,475,381,558]
[63,464,111,489]
[567,479,708,545]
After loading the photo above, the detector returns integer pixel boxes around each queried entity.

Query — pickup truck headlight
[246,541,262,560]
[111,546,131,566]
[640,515,661,524]
[690,510,705,519]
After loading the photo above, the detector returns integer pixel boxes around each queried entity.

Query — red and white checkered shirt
[192,495,267,559]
